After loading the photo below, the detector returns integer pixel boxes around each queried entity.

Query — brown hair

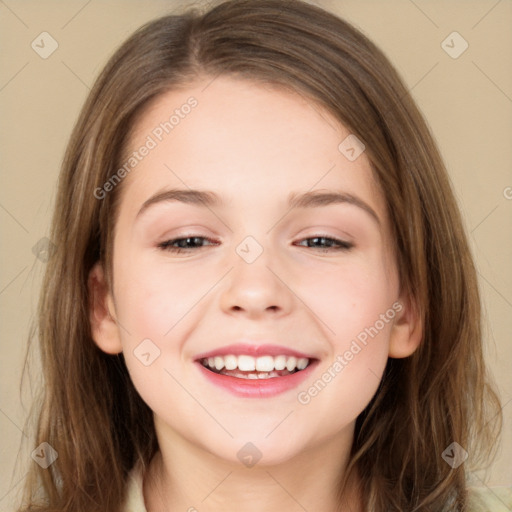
[18,1,501,510]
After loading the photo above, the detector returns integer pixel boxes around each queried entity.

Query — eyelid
[294,235,353,250]
[158,235,219,251]
[157,234,354,255]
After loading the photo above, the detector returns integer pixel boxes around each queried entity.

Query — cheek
[298,252,398,345]
[296,270,394,431]
[295,252,397,408]
[114,253,211,343]
[113,257,205,415]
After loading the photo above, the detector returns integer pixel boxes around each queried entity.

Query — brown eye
[158,236,219,252]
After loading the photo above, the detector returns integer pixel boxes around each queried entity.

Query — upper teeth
[203,355,310,372]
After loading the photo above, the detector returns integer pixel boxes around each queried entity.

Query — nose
[219,251,294,320]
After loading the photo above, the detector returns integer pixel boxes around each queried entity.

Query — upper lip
[195,343,316,361]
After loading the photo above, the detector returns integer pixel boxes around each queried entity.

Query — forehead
[118,76,386,219]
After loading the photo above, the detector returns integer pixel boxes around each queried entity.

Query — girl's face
[91,76,420,466]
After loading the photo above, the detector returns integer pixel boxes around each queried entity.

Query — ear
[388,293,423,358]
[88,262,123,354]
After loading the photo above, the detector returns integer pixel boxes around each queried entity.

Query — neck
[143,420,362,512]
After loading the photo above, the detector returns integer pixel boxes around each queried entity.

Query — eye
[157,235,352,253]
[158,236,219,253]
[294,236,353,251]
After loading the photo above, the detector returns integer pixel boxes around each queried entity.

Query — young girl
[18,0,509,511]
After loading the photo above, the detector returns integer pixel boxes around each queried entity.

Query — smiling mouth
[199,354,311,380]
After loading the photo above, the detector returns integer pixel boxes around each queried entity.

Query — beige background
[1,0,511,509]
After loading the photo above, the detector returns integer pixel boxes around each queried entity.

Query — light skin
[89,76,422,511]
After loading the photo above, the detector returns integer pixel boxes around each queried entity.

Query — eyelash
[157,236,353,253]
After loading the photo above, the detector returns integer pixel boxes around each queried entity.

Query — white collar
[123,461,147,512]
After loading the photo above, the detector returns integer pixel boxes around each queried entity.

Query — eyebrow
[136,188,380,226]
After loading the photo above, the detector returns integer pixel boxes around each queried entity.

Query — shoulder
[122,461,148,512]
[466,486,512,512]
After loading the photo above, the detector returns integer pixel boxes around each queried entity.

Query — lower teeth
[215,368,297,379]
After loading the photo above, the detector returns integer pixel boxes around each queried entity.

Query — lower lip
[195,360,318,398]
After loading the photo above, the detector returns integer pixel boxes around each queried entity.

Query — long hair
[18,1,501,510]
